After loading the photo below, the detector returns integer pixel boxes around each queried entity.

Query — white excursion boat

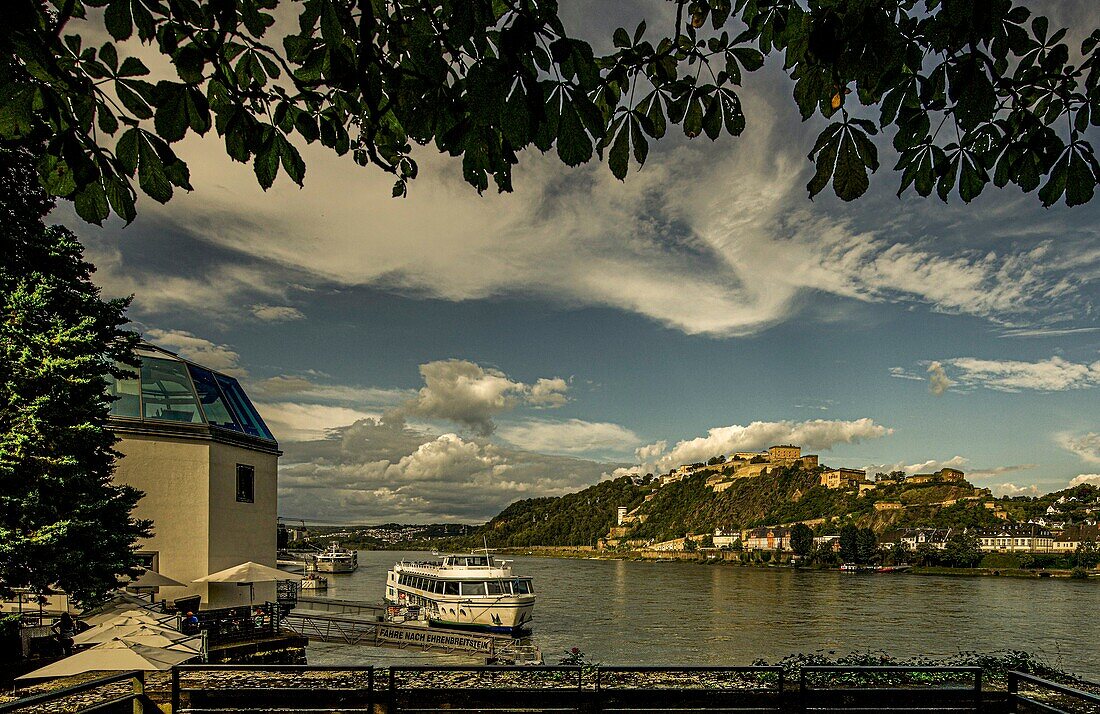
[385,553,535,634]
[311,542,358,573]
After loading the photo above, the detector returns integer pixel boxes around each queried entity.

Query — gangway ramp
[284,598,524,658]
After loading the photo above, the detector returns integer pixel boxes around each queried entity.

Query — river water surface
[305,551,1100,680]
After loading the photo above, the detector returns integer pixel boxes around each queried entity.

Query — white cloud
[390,359,569,435]
[640,418,893,472]
[992,483,1041,497]
[251,305,305,322]
[1069,474,1100,487]
[259,402,385,442]
[967,464,1038,479]
[143,329,245,375]
[927,361,952,396]
[865,455,970,476]
[75,73,1096,339]
[635,440,667,463]
[253,375,412,406]
[529,378,571,407]
[932,357,1100,392]
[496,418,641,457]
[277,420,616,522]
[1060,432,1100,464]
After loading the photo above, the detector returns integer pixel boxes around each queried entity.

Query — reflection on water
[304,551,1100,680]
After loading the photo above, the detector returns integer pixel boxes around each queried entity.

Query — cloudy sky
[64,1,1099,522]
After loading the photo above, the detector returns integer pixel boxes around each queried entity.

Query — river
[304,551,1100,681]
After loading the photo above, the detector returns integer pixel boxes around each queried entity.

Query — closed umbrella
[16,641,197,680]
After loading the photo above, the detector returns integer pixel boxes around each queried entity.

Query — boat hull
[314,561,356,573]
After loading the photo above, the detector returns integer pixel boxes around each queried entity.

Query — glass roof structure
[106,343,275,442]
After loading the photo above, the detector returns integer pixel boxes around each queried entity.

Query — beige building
[978,525,1054,553]
[908,468,967,485]
[106,343,281,609]
[820,468,867,489]
[768,445,801,462]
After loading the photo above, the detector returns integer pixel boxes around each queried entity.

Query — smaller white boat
[312,542,358,573]
[300,574,328,591]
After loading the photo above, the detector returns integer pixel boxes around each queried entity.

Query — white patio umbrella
[16,640,197,680]
[73,622,187,646]
[96,634,203,653]
[193,561,302,604]
[82,609,176,628]
[121,568,186,589]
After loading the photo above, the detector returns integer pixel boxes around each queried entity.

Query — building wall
[113,435,211,605]
[768,445,801,462]
[114,433,278,609]
[208,442,279,607]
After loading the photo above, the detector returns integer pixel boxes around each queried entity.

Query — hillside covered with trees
[437,477,649,549]
[426,463,1096,549]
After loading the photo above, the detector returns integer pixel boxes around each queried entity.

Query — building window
[236,464,255,503]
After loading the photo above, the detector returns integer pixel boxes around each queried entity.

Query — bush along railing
[172,664,374,713]
[0,670,151,714]
[1008,670,1100,713]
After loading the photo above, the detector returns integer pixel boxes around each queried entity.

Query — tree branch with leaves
[1,0,1097,226]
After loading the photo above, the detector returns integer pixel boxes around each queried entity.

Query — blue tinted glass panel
[187,366,241,431]
[140,357,203,423]
[215,375,275,440]
[107,366,141,418]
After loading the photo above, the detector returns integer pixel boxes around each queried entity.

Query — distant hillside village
[600,444,1100,562]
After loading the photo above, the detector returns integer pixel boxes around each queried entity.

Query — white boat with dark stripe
[385,553,534,634]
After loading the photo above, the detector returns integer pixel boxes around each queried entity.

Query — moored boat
[300,573,329,590]
[312,542,358,573]
[385,552,535,634]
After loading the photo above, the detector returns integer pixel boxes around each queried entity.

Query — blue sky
[63,1,1100,522]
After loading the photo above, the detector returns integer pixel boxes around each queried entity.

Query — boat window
[467,557,487,567]
[461,582,487,596]
[444,581,459,595]
[513,579,533,594]
[487,581,505,595]
[435,580,445,594]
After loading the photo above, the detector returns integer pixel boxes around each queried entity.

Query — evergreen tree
[839,524,860,563]
[856,528,879,565]
[790,523,814,559]
[0,144,151,606]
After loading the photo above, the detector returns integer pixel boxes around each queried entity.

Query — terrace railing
[596,665,784,713]
[798,665,985,711]
[1008,670,1100,714]
[8,664,1092,713]
[172,664,374,713]
[0,670,151,714]
[183,603,282,646]
[389,665,585,713]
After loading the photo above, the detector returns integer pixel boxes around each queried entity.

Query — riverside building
[106,342,280,608]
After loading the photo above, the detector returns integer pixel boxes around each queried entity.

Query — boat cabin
[393,573,534,596]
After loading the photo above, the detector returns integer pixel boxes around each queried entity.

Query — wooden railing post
[131,670,145,714]
[1007,671,1019,713]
